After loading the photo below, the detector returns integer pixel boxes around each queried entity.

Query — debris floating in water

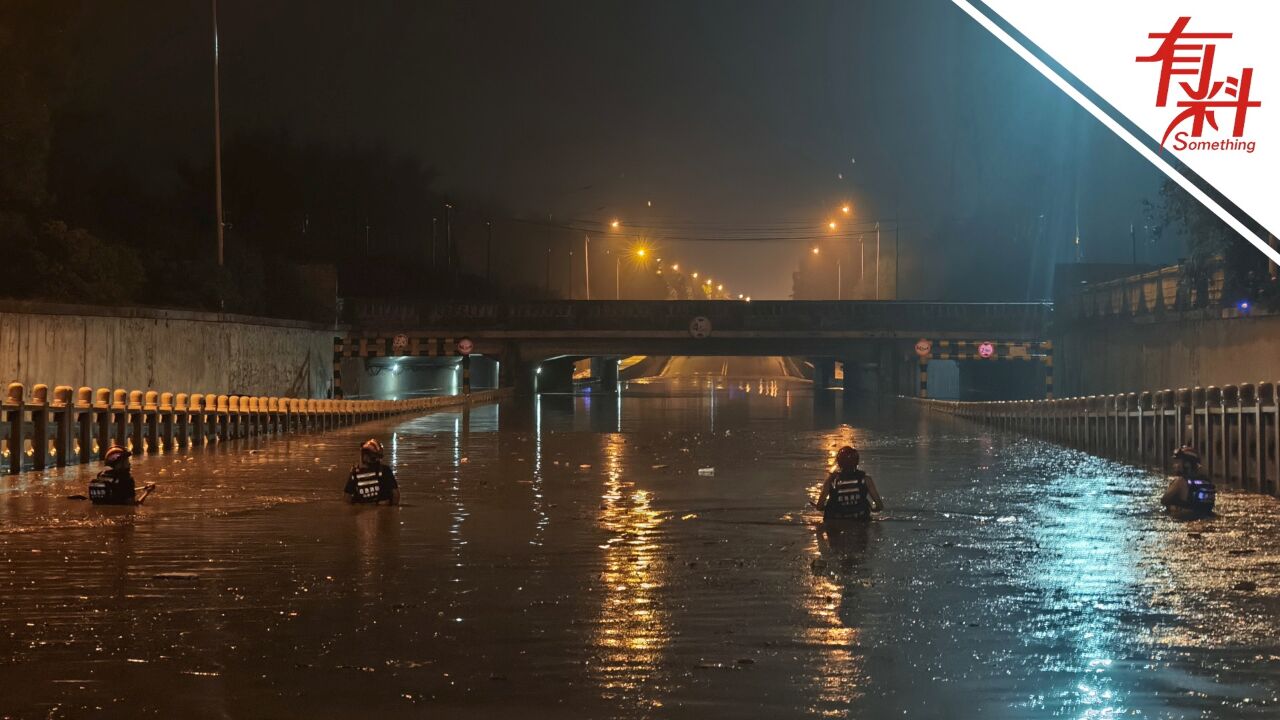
[697,467,715,477]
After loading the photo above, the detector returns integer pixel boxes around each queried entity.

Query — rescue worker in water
[1161,445,1215,516]
[89,443,137,504]
[344,438,400,505]
[815,446,883,521]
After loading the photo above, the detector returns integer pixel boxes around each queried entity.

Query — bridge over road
[338,300,1052,396]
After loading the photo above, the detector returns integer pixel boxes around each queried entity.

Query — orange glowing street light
[691,272,698,278]
[671,263,679,271]
[610,219,620,229]
[812,246,820,254]
[841,205,851,214]
[828,221,837,230]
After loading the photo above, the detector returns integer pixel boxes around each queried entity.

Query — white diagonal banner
[956,0,1280,265]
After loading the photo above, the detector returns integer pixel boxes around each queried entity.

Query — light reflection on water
[591,433,671,707]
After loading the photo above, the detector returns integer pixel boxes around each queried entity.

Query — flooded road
[2,377,1280,718]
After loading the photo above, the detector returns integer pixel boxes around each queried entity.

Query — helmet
[835,446,860,471]
[103,443,131,465]
[360,438,384,458]
[1173,445,1200,465]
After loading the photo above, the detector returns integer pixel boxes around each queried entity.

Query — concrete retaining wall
[1056,312,1280,397]
[0,301,335,398]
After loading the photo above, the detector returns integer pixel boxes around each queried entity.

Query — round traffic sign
[978,341,995,359]
[914,338,932,358]
[456,337,474,356]
[688,316,712,339]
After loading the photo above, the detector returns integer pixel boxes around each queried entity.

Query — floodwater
[2,376,1280,719]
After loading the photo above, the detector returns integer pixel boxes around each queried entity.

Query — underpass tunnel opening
[520,355,820,395]
[920,358,1048,401]
[339,355,500,399]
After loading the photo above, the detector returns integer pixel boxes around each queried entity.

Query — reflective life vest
[348,467,387,503]
[826,469,870,519]
[1182,475,1216,513]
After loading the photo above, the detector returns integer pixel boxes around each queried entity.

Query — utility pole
[445,202,454,277]
[1130,223,1137,265]
[894,223,900,299]
[874,223,882,300]
[568,249,574,299]
[486,220,493,283]
[211,0,225,268]
[545,246,551,294]
[430,217,437,271]
[584,236,592,300]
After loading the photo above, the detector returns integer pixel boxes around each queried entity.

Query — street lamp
[616,242,653,299]
[828,221,837,230]
[610,219,620,229]
[841,205,851,215]
[812,246,820,255]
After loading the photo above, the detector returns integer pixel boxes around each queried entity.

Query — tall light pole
[211,0,225,268]
[894,221,900,300]
[444,203,454,276]
[583,234,591,300]
[875,221,881,300]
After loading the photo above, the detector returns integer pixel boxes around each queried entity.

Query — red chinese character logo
[1137,17,1260,148]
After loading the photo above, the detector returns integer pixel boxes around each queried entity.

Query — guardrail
[916,382,1279,497]
[1,383,510,476]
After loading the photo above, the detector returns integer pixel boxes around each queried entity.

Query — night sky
[68,0,1172,300]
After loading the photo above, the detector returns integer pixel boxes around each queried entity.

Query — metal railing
[1,382,510,476]
[916,382,1279,496]
[1062,264,1225,321]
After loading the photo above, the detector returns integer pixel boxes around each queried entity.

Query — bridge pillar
[594,357,620,392]
[813,358,837,390]
[501,354,537,396]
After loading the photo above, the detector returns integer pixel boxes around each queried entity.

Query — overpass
[336,299,1053,396]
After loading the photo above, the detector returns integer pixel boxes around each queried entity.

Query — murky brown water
[2,378,1280,718]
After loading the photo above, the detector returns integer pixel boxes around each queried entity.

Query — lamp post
[211,0,225,269]
[875,221,881,300]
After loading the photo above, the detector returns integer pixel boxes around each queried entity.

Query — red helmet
[103,443,131,465]
[835,446,860,471]
[1173,445,1200,465]
[361,438,384,458]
